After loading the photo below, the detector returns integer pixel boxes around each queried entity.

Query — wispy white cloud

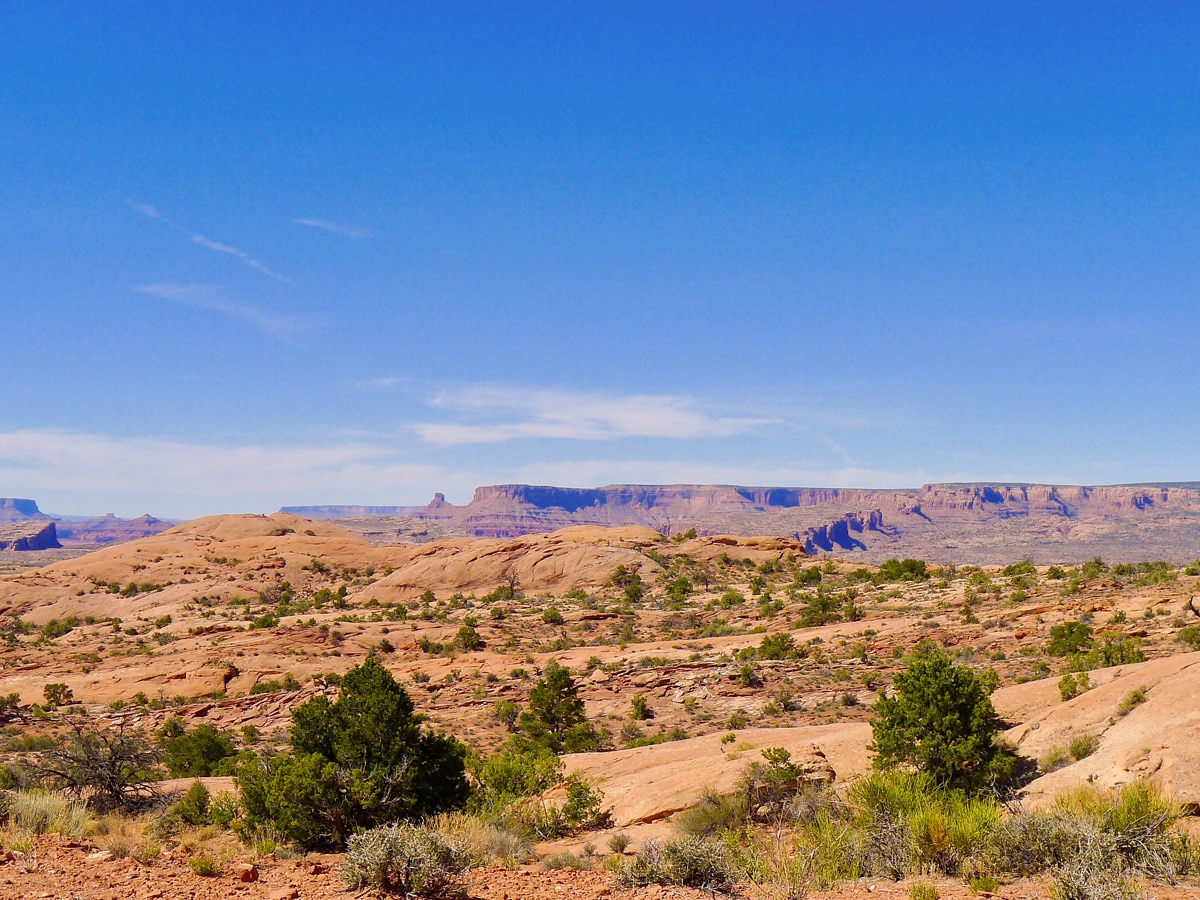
[187,235,289,281]
[131,202,168,222]
[130,201,290,282]
[136,283,310,341]
[417,385,776,445]
[295,218,374,239]
[0,429,454,518]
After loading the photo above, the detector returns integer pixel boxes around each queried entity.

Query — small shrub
[163,724,237,777]
[238,657,469,848]
[876,558,929,583]
[1177,625,1200,650]
[540,851,590,870]
[207,792,238,828]
[615,836,734,891]
[1048,621,1093,657]
[188,855,220,876]
[342,822,475,893]
[454,625,483,651]
[909,883,939,900]
[757,632,798,660]
[561,775,610,831]
[608,832,632,854]
[175,780,210,825]
[1039,746,1070,774]
[870,642,1008,791]
[42,683,74,708]
[1116,686,1148,716]
[629,696,653,720]
[1059,672,1093,701]
[1069,734,1100,761]
[738,663,762,687]
[674,789,748,837]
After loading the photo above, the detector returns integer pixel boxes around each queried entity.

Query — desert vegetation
[0,516,1197,896]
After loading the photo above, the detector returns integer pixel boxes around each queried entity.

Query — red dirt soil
[4,835,1200,900]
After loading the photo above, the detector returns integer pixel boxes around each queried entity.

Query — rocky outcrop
[798,511,883,553]
[0,521,60,551]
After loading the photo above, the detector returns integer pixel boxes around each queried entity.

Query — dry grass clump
[1069,734,1101,761]
[540,850,590,871]
[1051,781,1194,882]
[90,812,159,862]
[1039,746,1071,773]
[673,787,748,837]
[486,824,534,867]
[646,766,1197,899]
[5,789,91,836]
[423,809,531,867]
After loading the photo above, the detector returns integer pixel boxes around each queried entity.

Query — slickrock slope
[357,528,808,603]
[564,726,868,827]
[998,651,1200,810]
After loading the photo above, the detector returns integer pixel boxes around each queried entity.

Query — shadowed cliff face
[0,521,59,550]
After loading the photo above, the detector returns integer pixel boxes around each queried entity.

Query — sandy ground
[3,835,1200,900]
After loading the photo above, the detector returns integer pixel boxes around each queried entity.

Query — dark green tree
[870,642,1008,791]
[518,661,598,753]
[236,657,469,848]
[1047,620,1093,656]
[162,723,237,777]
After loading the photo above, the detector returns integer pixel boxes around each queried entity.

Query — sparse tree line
[0,641,1189,897]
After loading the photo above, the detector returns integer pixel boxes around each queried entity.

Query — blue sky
[2,3,1199,518]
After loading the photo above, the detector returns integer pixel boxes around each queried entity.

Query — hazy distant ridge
[284,481,1200,563]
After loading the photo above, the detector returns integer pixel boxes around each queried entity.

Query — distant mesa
[282,503,428,518]
[55,514,175,545]
[283,480,1200,564]
[0,498,174,549]
[0,498,48,523]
